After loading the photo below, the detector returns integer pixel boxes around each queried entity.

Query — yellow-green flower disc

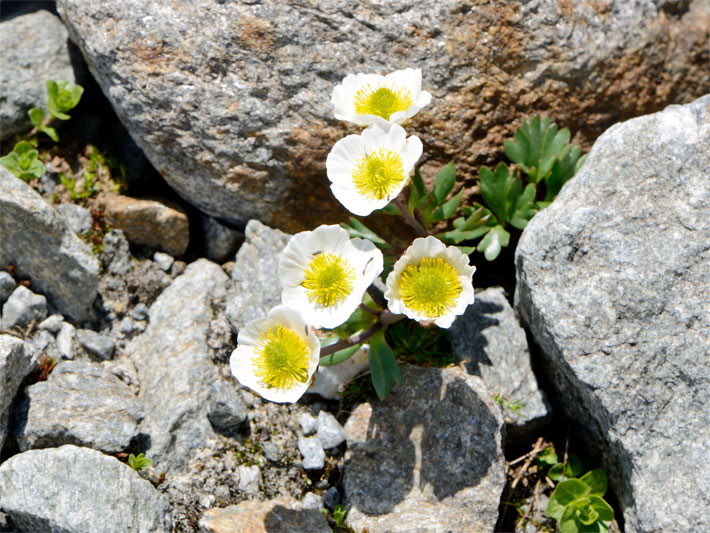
[351,147,406,200]
[301,253,356,307]
[253,325,310,390]
[398,257,462,318]
[353,83,413,121]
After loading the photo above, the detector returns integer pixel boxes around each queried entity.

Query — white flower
[326,123,422,216]
[385,236,475,328]
[279,224,383,329]
[331,68,432,126]
[230,305,320,403]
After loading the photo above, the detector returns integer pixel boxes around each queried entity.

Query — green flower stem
[359,303,380,316]
[393,198,428,237]
[29,113,53,137]
[320,323,382,356]
[378,310,405,325]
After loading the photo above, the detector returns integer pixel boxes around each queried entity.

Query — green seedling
[0,141,44,180]
[128,453,153,472]
[547,469,614,533]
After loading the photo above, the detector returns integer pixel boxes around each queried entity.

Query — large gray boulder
[13,360,143,454]
[515,95,710,533]
[0,10,82,141]
[56,0,708,232]
[0,445,172,533]
[128,259,229,471]
[449,286,551,439]
[0,168,99,322]
[343,364,505,532]
[0,335,37,450]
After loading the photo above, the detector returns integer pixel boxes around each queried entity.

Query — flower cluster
[231,68,476,403]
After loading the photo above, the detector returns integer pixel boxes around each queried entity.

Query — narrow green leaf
[503,137,525,166]
[340,218,392,249]
[38,125,59,142]
[430,188,463,222]
[28,107,45,128]
[412,167,426,197]
[374,203,400,216]
[319,344,361,367]
[369,329,400,400]
[456,246,475,254]
[407,184,419,213]
[566,456,583,478]
[433,162,456,205]
[580,469,608,496]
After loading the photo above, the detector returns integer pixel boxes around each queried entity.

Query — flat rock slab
[0,168,99,322]
[515,95,710,533]
[449,286,551,439]
[199,498,331,533]
[128,259,229,471]
[0,335,37,449]
[0,10,82,140]
[57,0,708,231]
[343,364,505,532]
[13,360,143,454]
[0,445,171,533]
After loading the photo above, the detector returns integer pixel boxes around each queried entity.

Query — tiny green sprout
[547,469,614,533]
[46,80,84,120]
[492,393,526,418]
[536,446,558,469]
[332,504,347,527]
[128,453,153,472]
[0,141,45,181]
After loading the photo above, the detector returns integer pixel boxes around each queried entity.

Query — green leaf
[580,469,608,497]
[412,167,426,197]
[430,188,463,222]
[340,218,392,249]
[374,203,400,216]
[456,246,475,254]
[433,162,456,205]
[477,225,510,261]
[319,343,361,367]
[407,184,420,213]
[537,447,558,469]
[588,495,614,522]
[566,456,583,478]
[369,329,401,400]
[47,80,84,120]
[331,303,377,338]
[38,125,59,142]
[546,491,567,521]
[0,153,22,178]
[559,507,581,533]
[28,107,45,127]
[13,141,33,155]
[478,164,512,224]
[552,479,590,506]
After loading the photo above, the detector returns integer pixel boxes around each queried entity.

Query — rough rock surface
[344,364,505,532]
[100,193,190,257]
[515,95,710,533]
[0,445,172,533]
[128,259,229,471]
[0,10,82,141]
[202,215,244,264]
[225,220,290,332]
[0,285,47,330]
[0,168,99,322]
[199,498,331,533]
[57,0,708,231]
[0,271,17,306]
[449,286,551,439]
[13,360,143,453]
[0,335,37,450]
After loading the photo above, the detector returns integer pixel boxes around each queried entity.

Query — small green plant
[332,504,347,527]
[128,453,153,472]
[27,80,84,141]
[493,393,526,418]
[0,141,44,180]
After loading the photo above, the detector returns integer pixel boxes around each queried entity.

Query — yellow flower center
[398,257,462,318]
[354,84,413,120]
[253,325,310,390]
[302,253,356,307]
[352,148,406,200]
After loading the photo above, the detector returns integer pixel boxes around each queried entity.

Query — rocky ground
[1,2,709,533]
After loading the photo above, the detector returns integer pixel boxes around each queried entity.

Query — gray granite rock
[225,220,290,332]
[323,487,340,510]
[0,445,172,533]
[344,364,505,532]
[207,379,248,434]
[56,321,76,359]
[37,313,64,334]
[152,252,174,272]
[76,328,115,360]
[298,412,318,437]
[316,411,346,450]
[56,202,92,236]
[130,302,149,320]
[202,215,244,264]
[0,10,82,141]
[199,498,330,533]
[28,329,54,351]
[237,465,261,497]
[0,285,47,330]
[515,95,710,533]
[128,259,229,471]
[56,0,707,231]
[13,360,143,453]
[449,286,551,440]
[298,435,325,471]
[100,229,132,275]
[0,271,16,307]
[0,168,99,321]
[0,335,38,449]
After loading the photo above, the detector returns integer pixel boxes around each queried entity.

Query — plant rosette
[326,123,422,216]
[230,305,321,403]
[279,224,384,329]
[385,236,475,328]
[331,68,432,126]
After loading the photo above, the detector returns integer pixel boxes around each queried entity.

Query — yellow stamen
[302,253,356,307]
[351,148,406,200]
[399,257,462,318]
[354,84,413,120]
[253,325,310,390]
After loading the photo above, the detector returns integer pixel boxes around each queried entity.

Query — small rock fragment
[1,285,47,330]
[100,229,132,275]
[237,465,261,496]
[0,336,38,449]
[262,441,279,463]
[202,215,244,263]
[298,435,325,470]
[38,314,64,334]
[130,302,149,320]
[0,271,16,306]
[323,487,340,510]
[76,329,115,360]
[152,252,174,272]
[301,492,322,510]
[56,203,92,236]
[29,330,54,351]
[56,322,76,360]
[199,498,330,533]
[316,411,346,449]
[207,380,247,434]
[298,412,318,436]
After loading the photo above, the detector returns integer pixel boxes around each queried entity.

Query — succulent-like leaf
[28,107,45,128]
[580,469,608,497]
[319,341,361,366]
[369,329,401,400]
[477,224,510,261]
[47,79,84,120]
[588,495,614,522]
